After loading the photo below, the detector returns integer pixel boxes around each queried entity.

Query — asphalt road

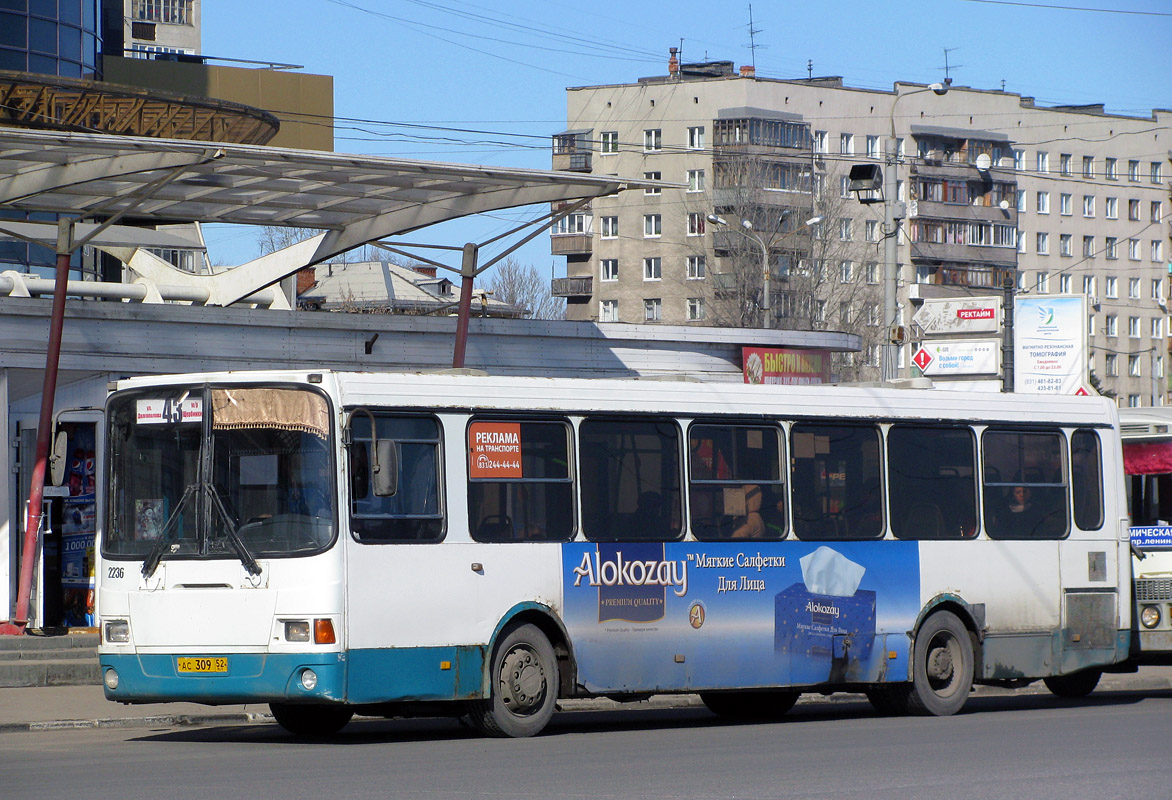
[4,689,1170,800]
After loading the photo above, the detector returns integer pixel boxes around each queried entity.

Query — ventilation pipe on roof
[668,47,679,77]
[740,65,755,78]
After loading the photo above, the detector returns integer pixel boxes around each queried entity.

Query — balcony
[550,233,592,256]
[551,275,593,298]
[552,151,592,173]
[914,264,1016,291]
[910,241,1018,266]
[711,187,810,209]
[913,199,1018,225]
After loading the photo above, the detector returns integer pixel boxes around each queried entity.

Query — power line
[957,0,1172,17]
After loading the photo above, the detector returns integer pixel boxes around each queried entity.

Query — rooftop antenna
[939,47,962,85]
[745,4,765,71]
[808,59,813,79]
[1000,79,1006,92]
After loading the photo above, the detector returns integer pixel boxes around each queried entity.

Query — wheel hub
[499,646,547,715]
[927,642,955,683]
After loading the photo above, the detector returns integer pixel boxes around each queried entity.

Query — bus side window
[1071,429,1103,530]
[889,425,978,540]
[467,419,575,543]
[791,423,883,541]
[579,417,683,542]
[982,429,1068,539]
[688,422,785,541]
[348,413,444,543]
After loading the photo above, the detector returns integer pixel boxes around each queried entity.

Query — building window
[551,213,590,236]
[1105,237,1118,260]
[687,126,705,150]
[1130,239,1142,261]
[838,218,852,241]
[600,259,618,282]
[1017,190,1027,213]
[1152,162,1164,184]
[1105,197,1118,219]
[686,297,705,321]
[687,256,706,279]
[1129,316,1140,338]
[1036,271,1049,292]
[865,262,879,284]
[1106,276,1117,298]
[1129,160,1140,182]
[1060,233,1072,257]
[839,260,854,283]
[643,129,662,152]
[1059,274,1072,293]
[131,0,194,24]
[599,299,618,322]
[1035,191,1049,214]
[1129,198,1141,221]
[864,135,879,159]
[1105,158,1117,180]
[643,257,661,281]
[1083,195,1095,217]
[1036,151,1049,173]
[1153,240,1164,262]
[1152,201,1163,223]
[644,172,661,194]
[1106,354,1118,376]
[1106,314,1117,337]
[643,298,662,322]
[686,169,705,192]
[1153,317,1164,339]
[1060,153,1072,176]
[1017,230,1027,253]
[600,216,618,239]
[1082,155,1094,178]
[1129,277,1141,299]
[814,130,828,154]
[1152,278,1164,301]
[840,133,854,155]
[1059,193,1072,216]
[1083,275,1096,296]
[864,220,879,243]
[643,214,661,238]
[687,213,705,236]
[1036,233,1049,255]
[1129,355,1141,376]
[839,175,852,198]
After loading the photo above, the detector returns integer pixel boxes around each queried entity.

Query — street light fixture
[707,212,824,329]
[877,82,948,380]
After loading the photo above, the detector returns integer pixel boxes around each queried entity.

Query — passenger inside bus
[730,484,765,539]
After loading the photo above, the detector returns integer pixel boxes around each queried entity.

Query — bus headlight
[104,620,130,644]
[104,669,119,690]
[300,669,318,691]
[284,621,311,642]
[1140,605,1161,629]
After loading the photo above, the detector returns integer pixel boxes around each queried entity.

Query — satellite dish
[975,153,992,171]
[999,200,1010,210]
[49,431,68,486]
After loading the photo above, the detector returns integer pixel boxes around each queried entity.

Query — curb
[0,711,272,734]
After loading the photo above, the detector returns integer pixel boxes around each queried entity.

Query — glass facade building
[0,0,101,79]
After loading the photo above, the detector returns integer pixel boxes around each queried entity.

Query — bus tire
[1043,668,1102,698]
[467,623,558,738]
[269,703,354,736]
[907,610,974,716]
[700,690,800,720]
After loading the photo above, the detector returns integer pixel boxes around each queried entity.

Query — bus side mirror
[373,440,398,497]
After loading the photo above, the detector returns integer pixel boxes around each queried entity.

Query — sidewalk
[1,669,1168,734]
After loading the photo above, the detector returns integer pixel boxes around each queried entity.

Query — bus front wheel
[1043,668,1102,698]
[269,703,354,736]
[907,610,974,716]
[468,623,559,738]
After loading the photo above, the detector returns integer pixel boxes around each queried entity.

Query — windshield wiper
[141,483,198,579]
[203,484,262,577]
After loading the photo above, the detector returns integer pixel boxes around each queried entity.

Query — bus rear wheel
[467,623,559,738]
[700,690,800,720]
[907,610,974,716]
[1043,668,1102,698]
[269,703,354,736]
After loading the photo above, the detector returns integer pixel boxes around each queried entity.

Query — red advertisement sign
[742,348,831,385]
[957,308,995,320]
[468,422,523,478]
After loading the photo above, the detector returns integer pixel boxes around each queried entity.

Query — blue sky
[200,0,1172,273]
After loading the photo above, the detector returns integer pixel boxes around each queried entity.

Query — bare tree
[486,257,565,320]
[256,226,376,264]
[689,152,884,380]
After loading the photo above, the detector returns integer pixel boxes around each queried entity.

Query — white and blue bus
[97,370,1131,736]
[1119,407,1172,663]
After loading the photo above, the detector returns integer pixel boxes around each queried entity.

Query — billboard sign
[1014,296,1088,394]
[912,297,1002,335]
[912,339,1000,376]
[742,348,830,385]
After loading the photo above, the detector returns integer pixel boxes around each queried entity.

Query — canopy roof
[0,128,656,261]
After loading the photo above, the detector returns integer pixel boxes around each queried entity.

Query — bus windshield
[104,386,335,562]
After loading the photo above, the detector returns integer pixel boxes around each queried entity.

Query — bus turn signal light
[314,619,336,644]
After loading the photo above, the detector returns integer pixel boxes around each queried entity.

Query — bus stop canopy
[0,127,654,267]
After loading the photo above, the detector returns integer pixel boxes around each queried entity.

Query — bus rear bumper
[100,653,346,705]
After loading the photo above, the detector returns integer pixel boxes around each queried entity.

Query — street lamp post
[707,212,824,329]
[882,82,948,380]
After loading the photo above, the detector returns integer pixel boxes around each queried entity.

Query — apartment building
[551,56,1171,402]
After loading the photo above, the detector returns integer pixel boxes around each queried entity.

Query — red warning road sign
[912,347,933,372]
